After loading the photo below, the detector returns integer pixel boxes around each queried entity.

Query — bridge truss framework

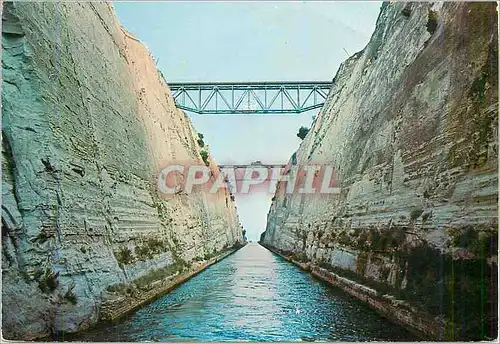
[218,164,287,181]
[169,81,332,114]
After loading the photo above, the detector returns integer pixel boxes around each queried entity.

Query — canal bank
[71,243,417,342]
[258,242,432,340]
[55,243,246,341]
[99,242,247,323]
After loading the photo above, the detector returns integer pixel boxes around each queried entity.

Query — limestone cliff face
[2,2,244,340]
[262,2,497,340]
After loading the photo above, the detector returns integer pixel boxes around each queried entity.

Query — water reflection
[72,243,417,342]
[228,244,283,339]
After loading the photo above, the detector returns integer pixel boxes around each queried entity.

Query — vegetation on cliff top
[296,126,310,140]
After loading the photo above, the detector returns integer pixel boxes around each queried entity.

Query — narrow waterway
[73,243,417,341]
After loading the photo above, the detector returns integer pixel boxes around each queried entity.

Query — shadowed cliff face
[2,2,244,340]
[262,2,498,340]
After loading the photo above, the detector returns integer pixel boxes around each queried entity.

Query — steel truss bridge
[169,81,332,114]
[218,164,287,181]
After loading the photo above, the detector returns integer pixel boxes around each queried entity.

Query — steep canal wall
[261,2,498,340]
[2,2,245,340]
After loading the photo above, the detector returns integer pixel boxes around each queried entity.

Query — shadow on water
[70,243,418,341]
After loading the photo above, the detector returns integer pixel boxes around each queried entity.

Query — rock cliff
[2,2,244,340]
[261,2,497,340]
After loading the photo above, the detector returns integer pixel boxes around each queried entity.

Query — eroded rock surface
[261,2,498,340]
[2,2,244,339]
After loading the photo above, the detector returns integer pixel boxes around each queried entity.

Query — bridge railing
[168,81,332,114]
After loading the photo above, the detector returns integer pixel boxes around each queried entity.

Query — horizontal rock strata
[261,2,498,340]
[2,1,245,339]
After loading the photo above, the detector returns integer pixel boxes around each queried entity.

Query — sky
[114,1,382,241]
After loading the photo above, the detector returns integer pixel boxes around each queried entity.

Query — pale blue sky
[114,1,382,241]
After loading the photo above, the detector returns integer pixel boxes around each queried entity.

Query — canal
[72,243,417,341]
